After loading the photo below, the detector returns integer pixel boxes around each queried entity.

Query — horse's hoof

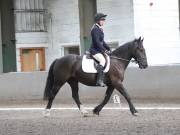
[81,110,89,117]
[93,110,100,116]
[93,113,99,117]
[43,109,51,117]
[82,112,89,117]
[80,105,89,117]
[133,112,139,116]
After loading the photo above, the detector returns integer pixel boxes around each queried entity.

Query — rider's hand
[105,50,111,55]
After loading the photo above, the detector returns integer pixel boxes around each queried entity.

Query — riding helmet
[94,13,107,22]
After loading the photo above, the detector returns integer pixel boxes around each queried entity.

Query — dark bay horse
[43,37,148,116]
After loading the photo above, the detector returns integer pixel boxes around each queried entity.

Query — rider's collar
[95,23,103,29]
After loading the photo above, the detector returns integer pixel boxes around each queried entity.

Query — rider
[89,13,111,87]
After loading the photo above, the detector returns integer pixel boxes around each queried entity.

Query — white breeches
[92,53,106,67]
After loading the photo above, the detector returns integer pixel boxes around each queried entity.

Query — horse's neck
[112,45,132,69]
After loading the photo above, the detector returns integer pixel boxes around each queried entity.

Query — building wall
[0,11,3,73]
[44,0,80,68]
[44,0,135,68]
[78,0,97,53]
[14,0,49,71]
[1,0,16,72]
[97,0,135,44]
[15,32,48,72]
[134,0,180,65]
[14,0,180,70]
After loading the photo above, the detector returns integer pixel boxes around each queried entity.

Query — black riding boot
[96,65,105,87]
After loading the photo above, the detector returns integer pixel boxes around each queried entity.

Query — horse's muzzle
[139,63,148,69]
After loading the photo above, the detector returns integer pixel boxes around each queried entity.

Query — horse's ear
[141,37,144,41]
[138,37,141,41]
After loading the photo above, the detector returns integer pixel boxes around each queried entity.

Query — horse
[43,37,148,117]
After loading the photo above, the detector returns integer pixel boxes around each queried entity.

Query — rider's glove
[105,50,111,55]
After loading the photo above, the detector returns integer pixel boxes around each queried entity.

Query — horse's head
[132,37,148,69]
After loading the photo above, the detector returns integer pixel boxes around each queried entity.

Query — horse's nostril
[144,64,148,68]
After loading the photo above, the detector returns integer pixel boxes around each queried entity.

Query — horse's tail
[43,59,57,100]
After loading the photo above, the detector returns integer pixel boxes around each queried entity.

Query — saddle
[82,52,110,73]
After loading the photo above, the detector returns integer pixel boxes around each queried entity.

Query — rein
[110,56,137,63]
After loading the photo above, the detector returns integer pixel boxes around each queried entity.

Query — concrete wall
[45,0,80,68]
[134,0,180,65]
[124,65,180,99]
[79,0,97,52]
[16,33,48,44]
[0,65,180,103]
[97,0,135,44]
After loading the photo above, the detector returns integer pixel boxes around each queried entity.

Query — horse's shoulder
[108,61,125,80]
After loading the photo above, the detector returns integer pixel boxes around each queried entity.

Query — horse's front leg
[113,81,138,116]
[93,86,114,115]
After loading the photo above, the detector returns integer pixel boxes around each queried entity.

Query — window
[64,46,80,55]
[14,0,47,32]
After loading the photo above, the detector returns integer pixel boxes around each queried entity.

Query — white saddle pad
[82,54,110,73]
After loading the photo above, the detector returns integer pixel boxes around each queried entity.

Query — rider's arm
[103,41,111,51]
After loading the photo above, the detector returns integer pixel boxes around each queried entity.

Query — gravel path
[0,108,180,135]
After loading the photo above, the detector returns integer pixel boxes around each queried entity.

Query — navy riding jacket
[89,24,110,55]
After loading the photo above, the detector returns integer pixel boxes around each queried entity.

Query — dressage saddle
[85,51,108,70]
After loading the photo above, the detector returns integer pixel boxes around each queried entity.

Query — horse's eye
[139,48,144,52]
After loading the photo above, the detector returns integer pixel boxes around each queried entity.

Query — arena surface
[0,102,180,135]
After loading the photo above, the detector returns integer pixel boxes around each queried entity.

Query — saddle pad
[82,55,110,73]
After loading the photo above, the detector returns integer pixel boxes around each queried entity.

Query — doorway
[20,48,45,72]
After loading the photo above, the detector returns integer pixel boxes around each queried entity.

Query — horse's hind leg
[46,85,60,109]
[68,79,88,117]
[93,86,114,115]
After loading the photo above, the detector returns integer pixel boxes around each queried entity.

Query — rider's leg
[92,53,106,86]
[96,64,105,86]
[93,53,106,67]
